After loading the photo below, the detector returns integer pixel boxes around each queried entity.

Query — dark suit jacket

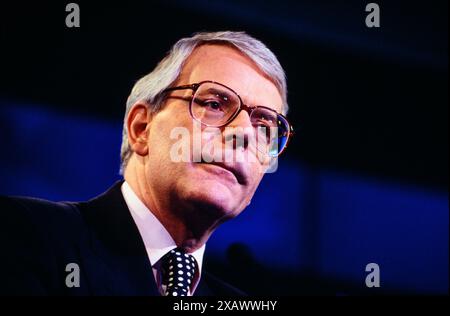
[0,181,244,296]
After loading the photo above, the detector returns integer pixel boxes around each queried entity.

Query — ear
[127,102,152,157]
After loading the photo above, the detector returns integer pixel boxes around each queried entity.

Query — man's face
[142,44,283,220]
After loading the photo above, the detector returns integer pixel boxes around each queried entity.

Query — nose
[222,110,254,152]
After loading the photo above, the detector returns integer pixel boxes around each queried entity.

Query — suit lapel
[78,181,159,296]
[194,277,213,296]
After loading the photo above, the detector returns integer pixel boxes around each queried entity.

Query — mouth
[198,161,247,185]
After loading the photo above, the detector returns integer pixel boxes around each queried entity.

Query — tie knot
[160,248,198,296]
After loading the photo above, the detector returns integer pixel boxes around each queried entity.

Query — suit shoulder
[0,195,89,295]
[0,195,85,242]
[0,195,80,218]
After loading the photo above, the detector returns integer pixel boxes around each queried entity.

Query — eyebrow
[200,87,235,102]
[201,85,282,113]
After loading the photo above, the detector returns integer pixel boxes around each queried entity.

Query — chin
[182,181,240,217]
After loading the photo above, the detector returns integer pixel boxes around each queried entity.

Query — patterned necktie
[160,247,198,296]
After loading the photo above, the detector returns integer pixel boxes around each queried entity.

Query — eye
[194,97,226,112]
[255,120,270,128]
[253,114,279,143]
[253,115,275,129]
[204,100,223,111]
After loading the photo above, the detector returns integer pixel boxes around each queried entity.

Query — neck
[124,161,226,253]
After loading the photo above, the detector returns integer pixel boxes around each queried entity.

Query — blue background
[0,0,447,294]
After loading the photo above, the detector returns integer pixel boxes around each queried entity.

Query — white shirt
[121,181,205,296]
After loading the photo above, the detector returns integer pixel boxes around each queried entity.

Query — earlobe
[127,103,151,156]
[132,136,148,156]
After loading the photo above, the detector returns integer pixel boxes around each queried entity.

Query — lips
[199,160,248,185]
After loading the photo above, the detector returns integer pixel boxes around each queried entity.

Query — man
[0,31,293,296]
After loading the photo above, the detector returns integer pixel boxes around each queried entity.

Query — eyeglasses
[162,80,294,157]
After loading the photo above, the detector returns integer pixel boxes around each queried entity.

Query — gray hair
[120,31,288,174]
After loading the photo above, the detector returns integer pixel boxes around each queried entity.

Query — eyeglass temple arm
[163,83,200,93]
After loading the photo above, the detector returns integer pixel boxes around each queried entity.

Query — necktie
[160,247,198,296]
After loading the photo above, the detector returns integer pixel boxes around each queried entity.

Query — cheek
[149,110,192,157]
[146,111,195,182]
[247,166,264,192]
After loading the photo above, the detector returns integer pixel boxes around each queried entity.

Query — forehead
[178,44,283,113]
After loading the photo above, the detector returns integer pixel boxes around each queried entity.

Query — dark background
[0,0,448,294]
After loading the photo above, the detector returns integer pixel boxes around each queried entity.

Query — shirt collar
[120,181,205,274]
